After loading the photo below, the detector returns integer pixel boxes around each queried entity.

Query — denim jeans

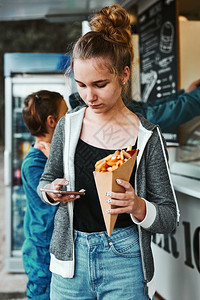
[50,225,151,300]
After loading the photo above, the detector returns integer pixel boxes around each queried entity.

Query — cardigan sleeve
[136,127,178,233]
[37,117,65,204]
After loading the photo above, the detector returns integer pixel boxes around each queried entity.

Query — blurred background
[0,1,200,299]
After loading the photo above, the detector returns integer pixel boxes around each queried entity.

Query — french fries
[95,145,135,172]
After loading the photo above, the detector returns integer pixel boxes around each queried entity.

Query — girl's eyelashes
[76,82,86,88]
[96,83,107,88]
[76,82,108,88]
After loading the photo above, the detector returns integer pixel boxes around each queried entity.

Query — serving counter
[152,173,200,300]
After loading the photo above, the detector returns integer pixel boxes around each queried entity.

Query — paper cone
[93,150,138,236]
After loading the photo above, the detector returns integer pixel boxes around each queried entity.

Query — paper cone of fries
[93,149,138,236]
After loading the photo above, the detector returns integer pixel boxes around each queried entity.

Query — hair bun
[90,4,131,44]
[71,4,134,75]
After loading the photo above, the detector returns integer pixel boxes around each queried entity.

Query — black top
[74,139,137,232]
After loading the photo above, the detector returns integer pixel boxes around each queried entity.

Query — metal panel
[0,0,135,21]
[0,0,199,22]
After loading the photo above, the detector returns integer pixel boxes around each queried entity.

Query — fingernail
[107,199,112,203]
[116,179,121,184]
[76,195,80,199]
[106,192,112,197]
[70,195,75,198]
[106,210,111,214]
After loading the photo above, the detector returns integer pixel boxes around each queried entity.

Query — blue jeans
[50,225,151,300]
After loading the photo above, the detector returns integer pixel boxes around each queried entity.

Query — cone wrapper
[93,149,138,236]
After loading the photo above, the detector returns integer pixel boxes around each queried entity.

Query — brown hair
[71,4,134,77]
[22,90,64,137]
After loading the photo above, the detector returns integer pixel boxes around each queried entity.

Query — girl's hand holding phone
[40,178,85,204]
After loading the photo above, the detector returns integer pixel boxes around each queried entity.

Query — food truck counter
[171,173,200,199]
[152,161,200,300]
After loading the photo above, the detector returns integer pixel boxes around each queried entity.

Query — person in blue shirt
[69,78,200,133]
[21,90,68,300]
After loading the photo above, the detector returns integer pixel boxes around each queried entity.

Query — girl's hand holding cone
[106,179,146,222]
[93,148,139,236]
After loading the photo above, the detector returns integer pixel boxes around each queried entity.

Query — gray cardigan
[38,107,179,299]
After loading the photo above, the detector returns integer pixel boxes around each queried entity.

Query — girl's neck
[34,135,51,146]
[80,101,139,150]
[86,98,127,123]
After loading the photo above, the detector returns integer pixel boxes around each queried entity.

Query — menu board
[138,0,178,103]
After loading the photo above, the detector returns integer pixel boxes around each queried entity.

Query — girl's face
[73,58,129,114]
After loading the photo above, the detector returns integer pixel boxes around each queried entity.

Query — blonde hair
[71,4,133,76]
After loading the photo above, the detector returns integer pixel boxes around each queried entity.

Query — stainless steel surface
[0,0,135,22]
[0,0,199,22]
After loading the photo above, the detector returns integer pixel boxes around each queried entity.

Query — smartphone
[40,188,85,195]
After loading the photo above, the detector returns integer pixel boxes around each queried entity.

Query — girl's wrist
[132,197,146,221]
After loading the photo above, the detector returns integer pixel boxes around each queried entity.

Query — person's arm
[146,85,200,133]
[127,80,200,133]
[185,78,200,93]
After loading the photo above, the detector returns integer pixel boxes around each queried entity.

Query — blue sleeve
[127,87,200,133]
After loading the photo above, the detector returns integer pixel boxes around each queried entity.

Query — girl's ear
[121,66,130,85]
[46,115,57,129]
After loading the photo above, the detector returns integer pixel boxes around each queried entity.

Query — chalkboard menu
[138,0,178,104]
